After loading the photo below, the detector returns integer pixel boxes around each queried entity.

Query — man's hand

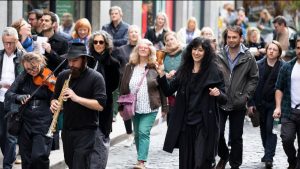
[247,106,255,117]
[42,42,52,53]
[63,88,80,103]
[50,99,60,114]
[273,107,281,119]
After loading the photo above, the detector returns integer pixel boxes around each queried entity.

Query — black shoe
[287,163,296,169]
[265,161,273,168]
[216,158,228,169]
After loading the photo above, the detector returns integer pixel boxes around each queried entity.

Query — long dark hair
[176,37,215,83]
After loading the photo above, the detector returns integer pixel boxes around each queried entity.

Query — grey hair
[109,6,123,16]
[2,27,18,39]
[88,30,114,53]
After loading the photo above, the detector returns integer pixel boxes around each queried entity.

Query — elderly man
[0,27,24,169]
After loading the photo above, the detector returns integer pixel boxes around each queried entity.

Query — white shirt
[129,65,158,114]
[291,61,300,109]
[0,53,16,102]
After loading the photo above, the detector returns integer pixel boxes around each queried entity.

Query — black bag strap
[133,69,149,95]
[295,104,300,109]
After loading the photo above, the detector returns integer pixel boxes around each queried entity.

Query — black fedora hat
[62,42,92,59]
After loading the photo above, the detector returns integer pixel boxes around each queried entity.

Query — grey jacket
[216,44,259,111]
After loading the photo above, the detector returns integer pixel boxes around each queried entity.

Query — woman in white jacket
[176,17,201,45]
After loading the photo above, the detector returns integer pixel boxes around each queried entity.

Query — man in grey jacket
[216,26,259,169]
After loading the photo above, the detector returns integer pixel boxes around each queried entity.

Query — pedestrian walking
[215,25,259,169]
[273,38,300,169]
[50,43,107,169]
[119,39,168,169]
[88,30,120,168]
[248,40,284,168]
[113,25,141,147]
[0,27,24,169]
[157,37,227,169]
[5,52,53,169]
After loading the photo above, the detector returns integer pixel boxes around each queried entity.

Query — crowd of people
[0,4,299,169]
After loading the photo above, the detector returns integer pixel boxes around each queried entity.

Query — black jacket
[88,50,120,137]
[43,33,69,75]
[158,61,227,163]
[112,44,135,80]
[0,49,24,80]
[144,27,167,49]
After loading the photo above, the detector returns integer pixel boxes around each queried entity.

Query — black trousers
[19,122,52,169]
[218,108,246,168]
[281,109,300,168]
[62,128,101,169]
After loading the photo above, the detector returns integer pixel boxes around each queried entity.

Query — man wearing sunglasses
[0,27,24,169]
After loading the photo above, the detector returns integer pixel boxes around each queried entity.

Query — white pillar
[99,1,111,29]
[132,1,142,26]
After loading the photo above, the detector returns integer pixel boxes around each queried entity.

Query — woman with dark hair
[88,30,120,168]
[157,37,227,169]
[247,40,284,168]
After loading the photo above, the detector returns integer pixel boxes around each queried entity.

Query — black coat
[144,27,167,49]
[157,62,227,162]
[88,50,120,137]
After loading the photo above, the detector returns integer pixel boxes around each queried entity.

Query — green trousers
[132,111,157,161]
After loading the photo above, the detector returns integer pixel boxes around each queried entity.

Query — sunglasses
[93,40,105,45]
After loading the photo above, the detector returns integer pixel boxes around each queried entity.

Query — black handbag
[4,103,23,136]
[6,111,23,136]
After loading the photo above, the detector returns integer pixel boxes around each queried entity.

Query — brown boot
[216,158,228,169]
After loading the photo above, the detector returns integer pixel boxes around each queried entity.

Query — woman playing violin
[5,52,54,169]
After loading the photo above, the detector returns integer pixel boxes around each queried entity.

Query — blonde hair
[129,39,156,65]
[246,27,261,44]
[201,27,215,38]
[72,18,92,39]
[186,17,198,31]
[155,12,170,31]
[261,9,272,21]
[21,52,47,67]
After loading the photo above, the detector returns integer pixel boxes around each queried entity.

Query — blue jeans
[132,111,157,161]
[259,103,277,162]
[0,102,17,169]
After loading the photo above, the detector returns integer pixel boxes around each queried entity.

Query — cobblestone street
[107,118,290,169]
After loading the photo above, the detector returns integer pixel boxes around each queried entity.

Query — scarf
[164,43,182,56]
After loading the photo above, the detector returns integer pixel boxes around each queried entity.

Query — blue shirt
[225,44,246,72]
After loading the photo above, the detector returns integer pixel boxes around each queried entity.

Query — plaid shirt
[275,58,297,118]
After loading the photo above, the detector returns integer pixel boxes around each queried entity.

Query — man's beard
[70,60,86,79]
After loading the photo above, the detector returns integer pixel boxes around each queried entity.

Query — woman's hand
[273,107,281,119]
[209,87,220,96]
[155,63,165,77]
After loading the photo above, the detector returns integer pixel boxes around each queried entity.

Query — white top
[291,61,300,109]
[129,65,158,114]
[0,53,16,102]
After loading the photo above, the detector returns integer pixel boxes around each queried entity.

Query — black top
[53,68,107,130]
[5,72,52,132]
[112,44,135,79]
[186,73,203,125]
[43,33,69,75]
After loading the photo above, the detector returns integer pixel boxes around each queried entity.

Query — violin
[33,67,57,92]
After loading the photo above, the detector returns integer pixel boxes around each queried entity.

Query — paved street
[107,118,289,169]
[0,117,291,169]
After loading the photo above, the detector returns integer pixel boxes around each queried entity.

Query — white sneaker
[124,134,134,147]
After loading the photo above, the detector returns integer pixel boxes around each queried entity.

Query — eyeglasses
[93,40,105,45]
[139,46,149,50]
[25,66,38,73]
[3,41,16,46]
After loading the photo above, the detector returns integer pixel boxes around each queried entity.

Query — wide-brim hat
[62,42,92,59]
